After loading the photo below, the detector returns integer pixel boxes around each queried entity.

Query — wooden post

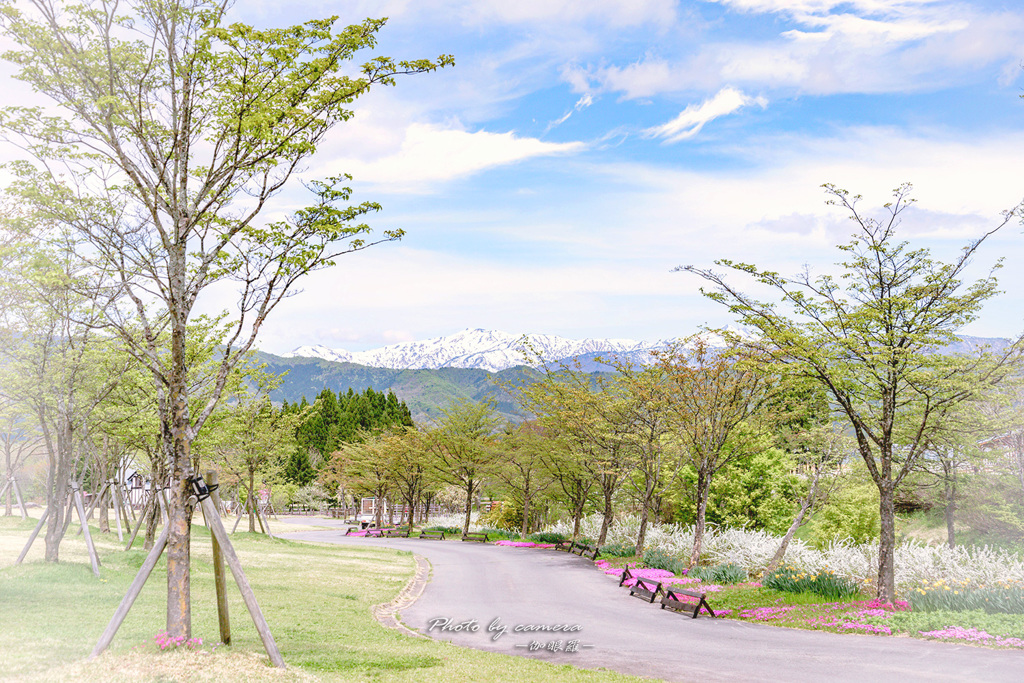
[124,492,152,551]
[231,502,244,533]
[12,478,29,520]
[72,483,101,577]
[110,481,124,543]
[259,506,274,540]
[90,524,169,659]
[200,494,285,667]
[207,471,231,645]
[16,506,48,564]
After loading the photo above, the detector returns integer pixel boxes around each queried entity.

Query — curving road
[282,520,1024,682]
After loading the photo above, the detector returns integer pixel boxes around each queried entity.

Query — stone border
[371,553,432,639]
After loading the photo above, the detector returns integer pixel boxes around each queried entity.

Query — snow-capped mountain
[284,328,673,373]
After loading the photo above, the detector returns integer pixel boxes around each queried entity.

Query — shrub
[479,527,520,541]
[478,501,522,531]
[690,562,748,584]
[763,565,860,600]
[600,541,637,557]
[423,525,460,535]
[642,548,686,575]
[527,531,568,544]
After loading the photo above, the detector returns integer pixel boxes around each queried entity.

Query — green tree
[685,183,1022,601]
[654,337,772,567]
[421,400,499,537]
[0,0,450,637]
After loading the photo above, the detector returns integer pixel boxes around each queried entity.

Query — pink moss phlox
[495,540,537,547]
[918,627,1024,648]
[154,631,202,651]
[739,606,796,620]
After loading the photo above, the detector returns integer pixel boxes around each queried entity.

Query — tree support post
[90,524,170,659]
[124,491,153,551]
[72,482,101,577]
[200,492,284,667]
[16,506,48,564]
[207,471,231,645]
[12,478,29,520]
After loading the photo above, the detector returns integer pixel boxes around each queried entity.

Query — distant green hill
[253,351,539,424]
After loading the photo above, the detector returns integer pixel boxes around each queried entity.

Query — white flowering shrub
[543,513,1024,598]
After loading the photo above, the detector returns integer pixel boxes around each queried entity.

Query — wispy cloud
[645,88,767,142]
[546,94,595,131]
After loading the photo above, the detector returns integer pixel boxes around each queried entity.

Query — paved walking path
[281,520,1024,682]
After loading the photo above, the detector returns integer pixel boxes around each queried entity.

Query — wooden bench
[462,532,489,543]
[661,588,716,618]
[384,528,410,538]
[364,528,386,538]
[419,530,446,540]
[618,566,635,587]
[553,539,572,551]
[570,541,600,560]
[629,577,664,603]
[343,526,359,536]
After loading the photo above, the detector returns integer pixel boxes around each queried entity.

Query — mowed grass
[0,515,645,682]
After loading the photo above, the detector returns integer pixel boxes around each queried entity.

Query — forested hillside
[255,350,540,423]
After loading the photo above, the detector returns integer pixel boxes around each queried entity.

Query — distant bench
[462,532,489,543]
[419,530,446,540]
[661,588,715,618]
[570,541,600,560]
[384,528,410,538]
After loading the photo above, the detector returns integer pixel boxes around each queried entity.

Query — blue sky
[15,1,1024,354]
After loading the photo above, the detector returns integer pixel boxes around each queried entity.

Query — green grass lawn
[0,515,645,682]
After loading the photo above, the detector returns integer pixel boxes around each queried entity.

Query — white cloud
[645,87,768,142]
[547,93,595,130]
[311,117,585,191]
[580,1,1024,97]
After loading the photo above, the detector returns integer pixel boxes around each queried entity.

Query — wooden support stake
[111,481,124,543]
[207,471,231,645]
[16,506,48,564]
[124,492,152,551]
[200,495,284,667]
[231,502,244,533]
[12,478,29,520]
[90,524,169,659]
[259,507,274,540]
[72,483,101,577]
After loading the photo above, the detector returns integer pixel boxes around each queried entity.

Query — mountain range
[266,329,1012,423]
[283,328,674,373]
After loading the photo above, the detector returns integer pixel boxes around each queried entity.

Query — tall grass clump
[641,548,686,575]
[759,565,861,599]
[909,579,1024,614]
[600,541,636,557]
[690,562,748,584]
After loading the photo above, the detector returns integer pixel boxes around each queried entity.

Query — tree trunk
[689,467,710,568]
[636,506,649,556]
[944,471,956,549]
[248,470,256,533]
[766,469,821,574]
[521,493,531,539]
[571,495,584,539]
[165,340,194,639]
[462,480,475,537]
[598,486,614,546]
[877,481,896,603]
